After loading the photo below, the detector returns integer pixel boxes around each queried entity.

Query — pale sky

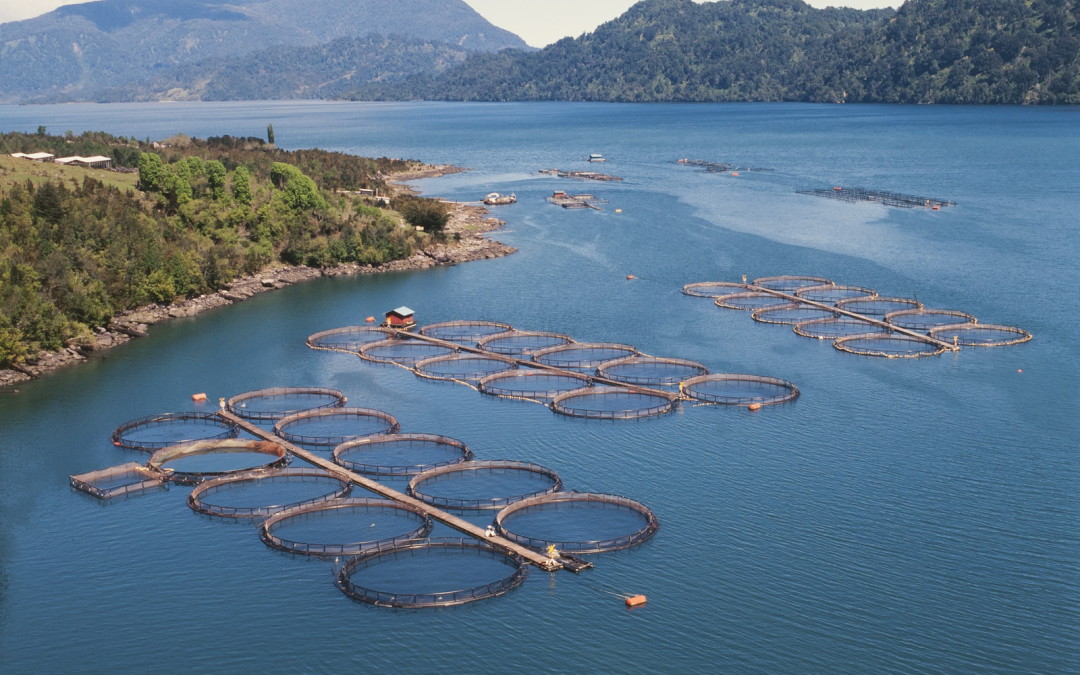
[1,1,897,48]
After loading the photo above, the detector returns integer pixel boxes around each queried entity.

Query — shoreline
[0,168,515,389]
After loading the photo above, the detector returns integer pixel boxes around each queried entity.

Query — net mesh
[273,408,400,447]
[753,275,833,291]
[70,462,164,499]
[147,440,290,485]
[478,370,593,401]
[793,316,889,340]
[751,304,839,325]
[596,356,708,386]
[681,281,748,297]
[834,296,923,316]
[551,386,678,419]
[681,373,800,406]
[413,353,517,383]
[418,320,514,343]
[187,468,352,518]
[111,412,239,452]
[226,387,346,421]
[358,339,457,366]
[259,498,433,557]
[532,343,640,371]
[495,492,660,554]
[834,333,947,358]
[476,330,574,356]
[927,323,1034,347]
[408,460,562,511]
[795,284,878,304]
[885,309,978,330]
[306,326,394,352]
[714,292,792,311]
[333,433,473,477]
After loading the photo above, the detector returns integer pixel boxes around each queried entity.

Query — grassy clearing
[0,155,139,192]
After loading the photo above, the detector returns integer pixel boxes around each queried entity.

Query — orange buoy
[191,392,208,402]
[615,208,622,213]
[731,172,740,177]
[748,403,762,411]
[931,205,941,211]
[626,274,635,280]
[1017,369,1023,373]
[365,316,376,323]
[833,186,843,191]
[625,594,648,607]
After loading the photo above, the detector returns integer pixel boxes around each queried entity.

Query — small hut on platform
[383,306,417,330]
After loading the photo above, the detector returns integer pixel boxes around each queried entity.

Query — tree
[267,123,275,146]
[231,166,253,205]
[399,195,450,237]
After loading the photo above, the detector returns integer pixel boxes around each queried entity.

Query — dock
[539,168,623,182]
[547,191,607,210]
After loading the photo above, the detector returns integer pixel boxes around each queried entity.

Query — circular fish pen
[834,333,948,358]
[795,284,878,304]
[358,339,457,366]
[226,387,347,421]
[495,492,660,554]
[306,326,394,352]
[418,320,513,344]
[753,275,833,292]
[714,292,792,311]
[927,323,1033,347]
[550,386,679,420]
[187,468,353,518]
[793,316,890,340]
[532,343,640,372]
[596,356,708,387]
[478,370,593,401]
[681,281,748,297]
[681,373,800,406]
[413,353,517,383]
[259,498,433,557]
[273,408,400,448]
[333,433,473,477]
[336,538,529,608]
[408,460,562,511]
[751,304,839,325]
[111,412,239,452]
[147,440,289,485]
[885,308,978,330]
[834,296,923,317]
[476,330,573,357]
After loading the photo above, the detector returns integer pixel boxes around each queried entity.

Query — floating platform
[547,191,608,210]
[797,187,956,209]
[675,158,773,173]
[540,168,623,182]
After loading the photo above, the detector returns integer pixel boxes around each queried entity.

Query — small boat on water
[588,153,606,163]
[483,192,517,205]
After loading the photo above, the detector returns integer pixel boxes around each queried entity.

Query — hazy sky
[1,1,897,47]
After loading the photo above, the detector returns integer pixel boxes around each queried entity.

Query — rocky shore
[0,186,515,389]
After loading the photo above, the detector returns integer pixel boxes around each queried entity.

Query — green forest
[0,130,451,367]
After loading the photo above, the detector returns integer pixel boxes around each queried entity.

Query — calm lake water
[1,102,1077,673]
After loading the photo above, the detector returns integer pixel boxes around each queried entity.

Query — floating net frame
[187,468,353,518]
[751,304,839,326]
[273,407,400,447]
[408,460,563,511]
[681,281,749,297]
[477,369,593,402]
[335,537,529,608]
[332,433,474,477]
[70,462,165,500]
[793,316,890,340]
[834,296,923,316]
[413,353,518,383]
[752,275,834,292]
[111,412,239,452]
[681,373,800,406]
[595,356,709,386]
[147,440,289,485]
[225,387,347,421]
[551,386,679,420]
[885,308,978,330]
[927,323,1033,347]
[418,320,514,344]
[476,330,575,357]
[532,342,641,371]
[306,326,395,352]
[834,333,948,358]
[714,292,793,311]
[495,492,660,554]
[259,497,433,557]
[795,284,878,304]
[358,338,458,366]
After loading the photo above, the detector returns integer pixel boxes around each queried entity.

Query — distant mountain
[352,0,1079,105]
[0,0,528,102]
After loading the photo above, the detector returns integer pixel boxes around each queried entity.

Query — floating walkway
[796,187,956,209]
[539,168,622,182]
[675,158,773,173]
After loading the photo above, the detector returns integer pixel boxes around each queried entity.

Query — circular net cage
[714,292,792,311]
[336,538,529,609]
[111,412,238,452]
[596,356,709,387]
[681,373,800,406]
[793,316,890,340]
[478,370,593,401]
[273,407,400,448]
[885,308,978,330]
[795,284,878,304]
[187,468,352,518]
[681,281,748,297]
[834,333,947,358]
[753,275,833,292]
[496,492,660,554]
[477,330,574,357]
[927,323,1033,347]
[418,320,514,344]
[147,440,289,485]
[307,326,395,352]
[259,498,433,557]
[226,387,346,421]
[408,460,562,511]
[751,304,839,325]
[532,343,640,371]
[333,433,474,477]
[413,353,517,383]
[358,339,457,366]
[551,386,679,420]
[834,296,923,317]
